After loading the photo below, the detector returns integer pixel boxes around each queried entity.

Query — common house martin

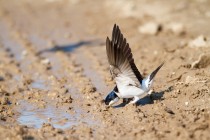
[105,24,164,106]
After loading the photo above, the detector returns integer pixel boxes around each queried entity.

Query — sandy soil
[0,0,210,139]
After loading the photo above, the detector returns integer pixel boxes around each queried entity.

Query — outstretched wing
[106,24,143,86]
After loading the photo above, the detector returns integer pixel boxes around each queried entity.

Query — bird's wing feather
[106,24,143,86]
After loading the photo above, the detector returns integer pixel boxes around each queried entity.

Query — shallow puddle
[17,101,70,129]
[30,81,47,91]
[16,100,95,129]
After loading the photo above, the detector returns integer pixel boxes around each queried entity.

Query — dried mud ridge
[0,0,210,140]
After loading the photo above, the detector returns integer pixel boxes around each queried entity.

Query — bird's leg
[148,89,153,95]
[123,98,132,104]
[123,98,129,103]
[148,89,154,101]
[129,96,140,104]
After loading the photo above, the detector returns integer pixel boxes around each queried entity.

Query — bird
[104,24,164,106]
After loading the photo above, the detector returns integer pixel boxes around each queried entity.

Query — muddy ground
[0,0,210,139]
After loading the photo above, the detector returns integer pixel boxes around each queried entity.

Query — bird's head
[104,91,119,106]
[142,62,164,91]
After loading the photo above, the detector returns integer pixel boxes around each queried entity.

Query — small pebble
[22,50,28,56]
[138,22,161,35]
[185,102,189,106]
[166,22,184,35]
[41,58,50,64]
[164,107,175,115]
[188,35,210,48]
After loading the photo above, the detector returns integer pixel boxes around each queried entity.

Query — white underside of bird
[115,75,147,98]
[114,75,152,104]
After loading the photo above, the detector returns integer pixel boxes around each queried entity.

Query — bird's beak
[149,62,164,82]
[105,90,119,105]
[108,97,119,106]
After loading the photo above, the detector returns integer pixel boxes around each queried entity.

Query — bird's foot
[123,98,133,104]
[128,96,139,105]
[148,89,154,101]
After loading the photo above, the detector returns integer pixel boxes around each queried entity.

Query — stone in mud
[188,35,210,48]
[185,102,189,106]
[166,22,185,35]
[164,107,175,115]
[41,58,50,65]
[191,53,210,68]
[138,22,161,35]
[21,50,28,56]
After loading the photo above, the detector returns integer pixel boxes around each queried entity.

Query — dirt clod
[191,53,210,68]
[188,35,210,48]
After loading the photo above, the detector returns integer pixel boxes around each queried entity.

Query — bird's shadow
[37,39,104,55]
[113,86,173,108]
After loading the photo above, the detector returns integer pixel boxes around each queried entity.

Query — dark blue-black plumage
[104,86,119,105]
